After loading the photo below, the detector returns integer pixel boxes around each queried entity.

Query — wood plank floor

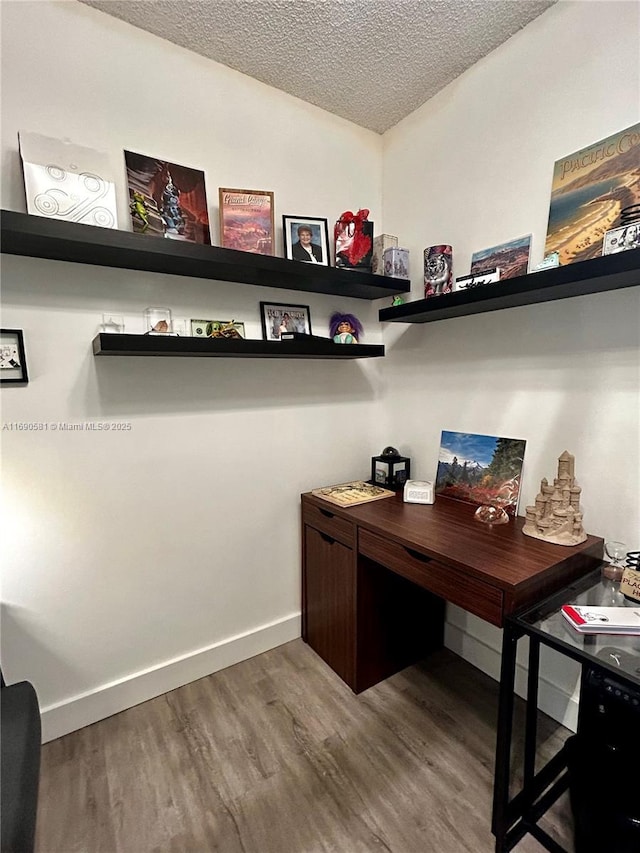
[36,641,574,852]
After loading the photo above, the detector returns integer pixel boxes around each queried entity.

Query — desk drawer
[359,529,503,626]
[303,502,354,547]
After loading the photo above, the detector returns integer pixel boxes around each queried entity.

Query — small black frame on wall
[1,329,29,384]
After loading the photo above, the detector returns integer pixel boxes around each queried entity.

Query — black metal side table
[492,568,640,853]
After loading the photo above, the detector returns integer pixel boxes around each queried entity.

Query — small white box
[372,234,398,275]
[403,480,435,504]
[383,246,410,280]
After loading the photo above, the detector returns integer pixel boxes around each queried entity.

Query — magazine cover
[312,481,395,508]
[435,431,526,516]
[124,150,211,244]
[219,188,274,255]
[544,123,640,266]
[470,236,531,280]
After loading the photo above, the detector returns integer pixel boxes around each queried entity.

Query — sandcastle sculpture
[522,451,587,546]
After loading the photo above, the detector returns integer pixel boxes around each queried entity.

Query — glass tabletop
[511,567,640,686]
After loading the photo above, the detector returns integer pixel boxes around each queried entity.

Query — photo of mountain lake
[435,431,526,516]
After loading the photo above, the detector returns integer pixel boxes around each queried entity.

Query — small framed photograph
[190,319,245,339]
[282,216,330,266]
[219,187,274,255]
[260,302,312,341]
[0,329,28,384]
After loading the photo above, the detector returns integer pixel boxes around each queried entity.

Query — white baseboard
[41,613,301,743]
[445,621,579,732]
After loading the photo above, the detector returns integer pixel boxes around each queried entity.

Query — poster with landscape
[470,235,531,279]
[435,431,526,516]
[544,123,640,266]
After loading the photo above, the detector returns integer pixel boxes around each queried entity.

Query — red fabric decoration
[335,209,372,267]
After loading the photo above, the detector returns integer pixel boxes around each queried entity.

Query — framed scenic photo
[219,188,274,255]
[544,122,640,266]
[282,216,330,265]
[124,150,211,243]
[260,302,311,341]
[435,431,526,516]
[470,235,531,280]
[1,329,28,384]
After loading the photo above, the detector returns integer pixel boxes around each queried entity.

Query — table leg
[492,621,520,852]
[524,636,540,785]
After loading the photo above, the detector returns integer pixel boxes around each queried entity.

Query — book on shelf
[561,604,640,635]
[311,480,395,508]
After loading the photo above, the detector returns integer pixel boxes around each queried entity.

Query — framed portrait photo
[283,215,330,266]
[260,302,312,341]
[0,329,28,384]
[219,187,274,255]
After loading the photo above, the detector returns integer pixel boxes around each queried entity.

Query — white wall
[381,0,640,727]
[0,0,386,740]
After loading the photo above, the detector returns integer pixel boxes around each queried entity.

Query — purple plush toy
[329,312,364,344]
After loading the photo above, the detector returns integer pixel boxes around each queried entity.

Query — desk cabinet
[302,492,603,694]
[304,524,356,687]
[302,499,445,693]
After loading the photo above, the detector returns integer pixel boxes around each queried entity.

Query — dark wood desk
[301,491,603,693]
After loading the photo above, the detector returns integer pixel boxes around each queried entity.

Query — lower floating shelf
[92,334,385,359]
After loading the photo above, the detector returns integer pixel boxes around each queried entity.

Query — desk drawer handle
[320,509,335,519]
[320,532,336,545]
[405,547,432,564]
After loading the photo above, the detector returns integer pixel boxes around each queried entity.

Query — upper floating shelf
[0,210,410,301]
[379,249,640,324]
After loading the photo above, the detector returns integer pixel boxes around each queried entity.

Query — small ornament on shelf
[334,209,373,270]
[372,234,398,275]
[101,314,124,334]
[383,246,410,280]
[330,312,363,344]
[424,245,453,297]
[144,307,174,335]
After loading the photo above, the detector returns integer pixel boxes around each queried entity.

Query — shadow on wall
[85,353,384,417]
[0,603,81,709]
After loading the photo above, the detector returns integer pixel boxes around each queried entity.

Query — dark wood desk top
[302,492,604,622]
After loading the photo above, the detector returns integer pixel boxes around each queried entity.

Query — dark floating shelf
[379,249,640,324]
[1,209,409,301]
[92,333,385,359]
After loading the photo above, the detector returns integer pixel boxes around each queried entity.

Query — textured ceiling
[80,0,556,134]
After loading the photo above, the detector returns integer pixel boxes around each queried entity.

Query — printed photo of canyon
[470,235,531,280]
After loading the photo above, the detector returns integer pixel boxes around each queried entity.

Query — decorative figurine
[522,451,587,546]
[130,191,150,233]
[391,294,405,306]
[330,312,363,344]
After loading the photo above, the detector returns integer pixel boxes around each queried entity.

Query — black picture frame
[282,215,330,266]
[260,302,312,341]
[0,329,28,384]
